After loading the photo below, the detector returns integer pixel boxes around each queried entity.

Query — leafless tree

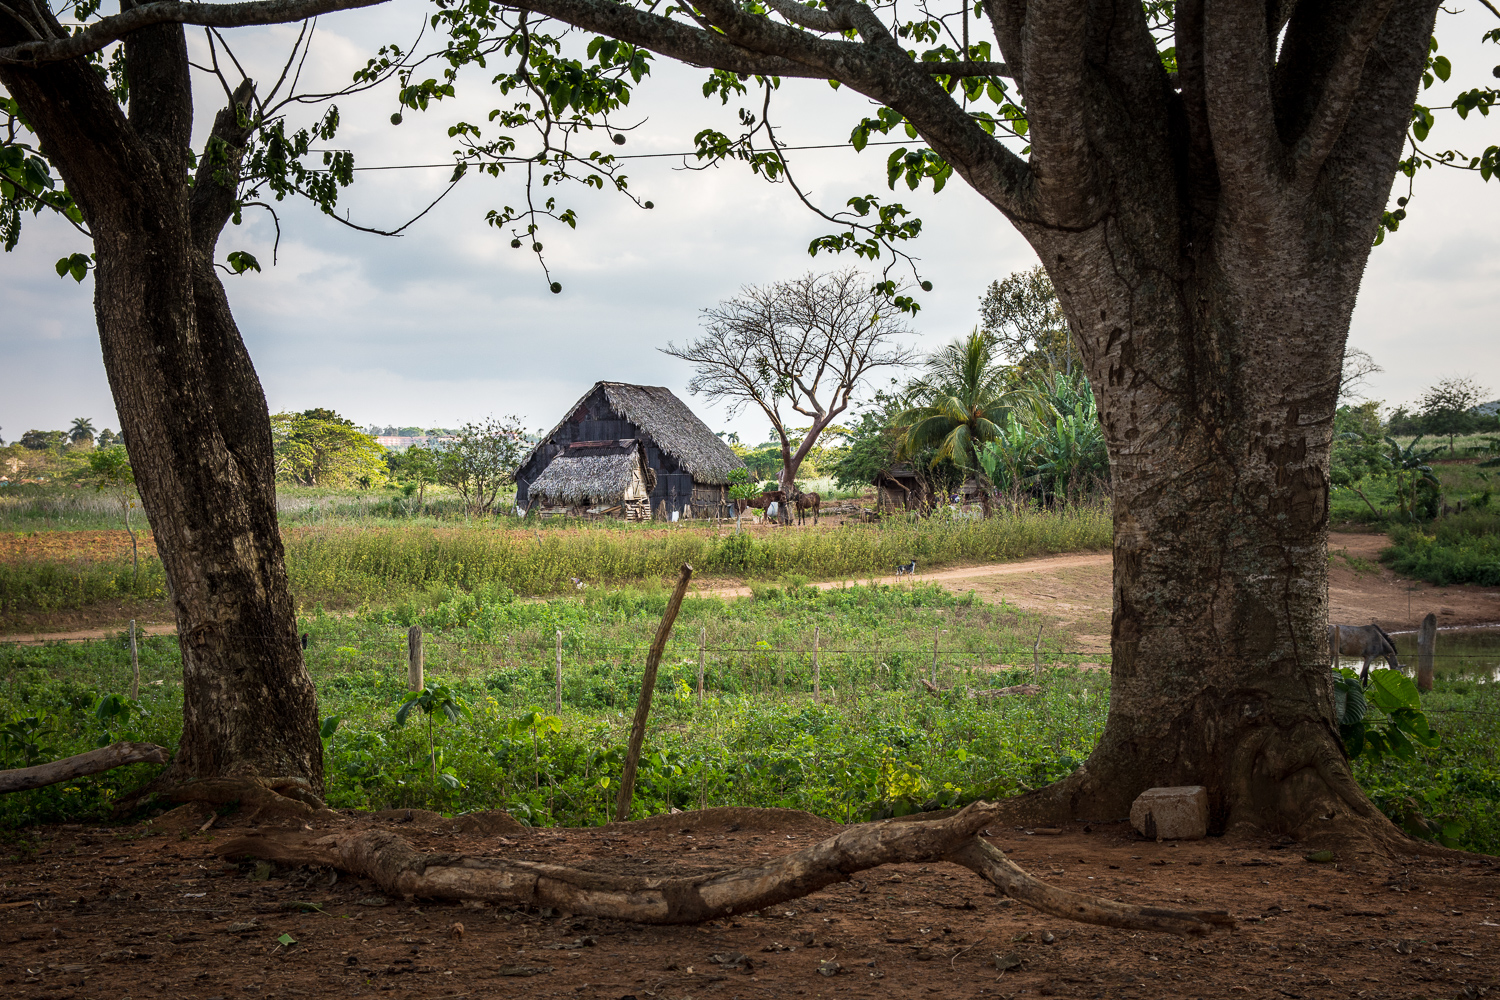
[1339,349,1384,403]
[663,271,917,517]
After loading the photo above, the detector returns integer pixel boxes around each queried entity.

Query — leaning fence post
[128,620,139,701]
[1417,612,1437,693]
[556,630,564,714]
[698,625,706,706]
[813,626,821,704]
[407,625,423,691]
[616,563,694,823]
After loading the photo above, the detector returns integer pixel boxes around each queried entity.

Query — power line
[324,138,915,172]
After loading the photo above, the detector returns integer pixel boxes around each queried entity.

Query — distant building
[515,382,744,519]
[374,435,455,451]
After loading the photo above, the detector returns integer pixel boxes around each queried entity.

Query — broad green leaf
[1367,669,1420,713]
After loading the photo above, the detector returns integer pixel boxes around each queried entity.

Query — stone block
[1129,785,1208,840]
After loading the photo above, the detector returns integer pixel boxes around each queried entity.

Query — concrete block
[1130,786,1208,840]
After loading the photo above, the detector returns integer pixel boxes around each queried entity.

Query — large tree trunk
[975,0,1443,841]
[0,17,323,788]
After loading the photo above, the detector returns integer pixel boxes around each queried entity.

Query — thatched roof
[528,381,743,483]
[529,442,643,505]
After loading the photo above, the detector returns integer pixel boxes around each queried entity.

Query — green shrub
[1383,510,1500,586]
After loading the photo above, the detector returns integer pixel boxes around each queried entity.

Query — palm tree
[68,417,95,446]
[896,330,1027,513]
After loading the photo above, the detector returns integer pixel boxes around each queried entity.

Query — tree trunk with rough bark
[0,15,323,789]
[978,0,1444,841]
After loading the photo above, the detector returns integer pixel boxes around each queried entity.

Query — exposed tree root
[0,741,168,794]
[164,777,336,822]
[215,801,1231,935]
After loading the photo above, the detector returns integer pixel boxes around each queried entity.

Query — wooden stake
[556,630,564,714]
[128,620,139,701]
[698,625,706,705]
[813,625,821,704]
[1417,612,1437,693]
[1033,624,1044,685]
[931,627,939,686]
[407,625,424,692]
[615,563,694,822]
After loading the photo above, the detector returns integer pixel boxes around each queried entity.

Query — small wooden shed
[525,440,654,519]
[515,381,745,519]
[874,465,928,512]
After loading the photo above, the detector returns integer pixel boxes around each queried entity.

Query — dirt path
[1,809,1495,999]
[692,550,1112,598]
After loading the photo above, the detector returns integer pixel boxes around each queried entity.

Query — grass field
[0,498,1113,617]
[2,582,1497,855]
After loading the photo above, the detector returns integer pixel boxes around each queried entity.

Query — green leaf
[1367,669,1420,713]
[395,695,419,727]
[1433,55,1452,82]
[227,250,261,274]
[54,252,90,282]
[277,932,296,947]
[319,716,341,740]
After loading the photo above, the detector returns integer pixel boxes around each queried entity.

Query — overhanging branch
[0,0,391,65]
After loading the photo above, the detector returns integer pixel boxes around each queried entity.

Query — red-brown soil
[2,808,1496,999]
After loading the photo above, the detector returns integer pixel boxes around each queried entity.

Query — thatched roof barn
[516,382,744,519]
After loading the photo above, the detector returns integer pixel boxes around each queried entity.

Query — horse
[1329,623,1402,683]
[793,491,821,525]
[734,491,784,523]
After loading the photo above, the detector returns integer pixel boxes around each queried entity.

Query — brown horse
[794,491,821,525]
[734,491,784,523]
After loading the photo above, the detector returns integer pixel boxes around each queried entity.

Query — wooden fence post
[698,625,705,706]
[128,620,139,701]
[556,630,564,714]
[813,626,821,704]
[615,563,694,823]
[931,627,939,686]
[1033,625,1045,684]
[407,625,423,691]
[1417,612,1437,693]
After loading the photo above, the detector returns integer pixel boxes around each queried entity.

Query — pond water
[1388,625,1500,682]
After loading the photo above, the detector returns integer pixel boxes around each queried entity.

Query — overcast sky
[2,2,1497,445]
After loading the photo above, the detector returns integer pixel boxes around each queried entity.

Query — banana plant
[1383,435,1443,521]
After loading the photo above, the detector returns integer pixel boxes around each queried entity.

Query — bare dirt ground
[2,807,1496,1000]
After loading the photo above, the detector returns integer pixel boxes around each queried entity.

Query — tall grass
[285,504,1112,602]
[0,504,1111,616]
[1384,509,1500,586]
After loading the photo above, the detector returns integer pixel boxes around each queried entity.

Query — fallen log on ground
[0,741,169,794]
[216,800,1233,935]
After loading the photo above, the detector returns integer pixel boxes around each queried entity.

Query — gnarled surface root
[166,777,335,822]
[215,800,1231,934]
[946,838,1232,935]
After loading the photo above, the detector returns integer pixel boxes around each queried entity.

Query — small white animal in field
[570,576,586,590]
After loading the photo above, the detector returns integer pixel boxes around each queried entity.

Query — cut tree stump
[0,741,169,794]
[215,800,1233,935]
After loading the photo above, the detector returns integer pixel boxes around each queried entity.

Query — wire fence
[4,626,1496,721]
